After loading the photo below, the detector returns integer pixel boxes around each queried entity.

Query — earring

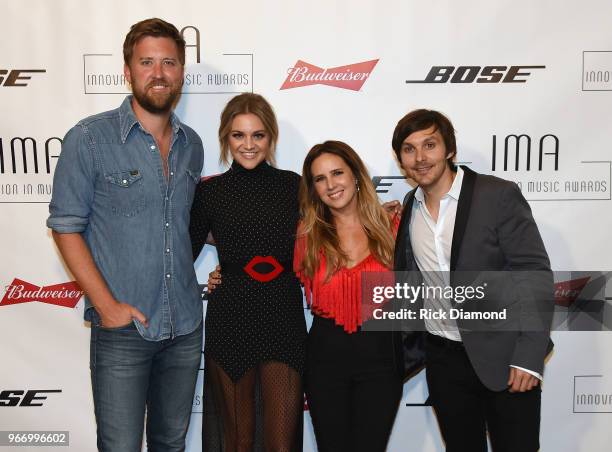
[355,179,360,192]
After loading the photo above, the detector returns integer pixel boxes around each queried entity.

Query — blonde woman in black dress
[190,93,306,452]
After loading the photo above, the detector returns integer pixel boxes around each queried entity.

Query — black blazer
[394,166,553,391]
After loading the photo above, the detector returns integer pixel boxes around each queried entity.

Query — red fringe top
[293,215,400,334]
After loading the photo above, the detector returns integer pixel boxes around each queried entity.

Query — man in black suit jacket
[392,109,553,452]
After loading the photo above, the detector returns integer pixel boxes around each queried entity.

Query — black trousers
[425,333,541,452]
[305,316,402,452]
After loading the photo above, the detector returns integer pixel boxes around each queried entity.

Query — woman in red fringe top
[294,140,403,452]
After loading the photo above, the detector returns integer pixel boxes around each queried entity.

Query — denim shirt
[47,96,204,341]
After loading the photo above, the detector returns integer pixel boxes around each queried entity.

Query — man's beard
[131,78,182,114]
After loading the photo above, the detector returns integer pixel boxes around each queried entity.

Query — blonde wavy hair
[298,140,395,281]
[218,92,278,166]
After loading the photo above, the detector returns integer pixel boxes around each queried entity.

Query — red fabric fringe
[293,215,400,334]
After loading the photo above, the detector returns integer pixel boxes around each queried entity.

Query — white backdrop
[1,0,612,450]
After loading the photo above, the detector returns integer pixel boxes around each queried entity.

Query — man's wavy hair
[298,140,395,281]
[123,18,186,66]
[391,109,457,170]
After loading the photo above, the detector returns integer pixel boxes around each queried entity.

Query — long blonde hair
[298,141,395,281]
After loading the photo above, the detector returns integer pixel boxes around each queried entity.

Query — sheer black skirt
[203,357,303,452]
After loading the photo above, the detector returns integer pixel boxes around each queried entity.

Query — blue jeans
[90,320,203,452]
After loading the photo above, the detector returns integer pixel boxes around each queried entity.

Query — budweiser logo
[554,276,591,307]
[280,59,379,91]
[1,278,83,308]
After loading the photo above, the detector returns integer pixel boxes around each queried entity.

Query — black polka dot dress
[190,160,307,382]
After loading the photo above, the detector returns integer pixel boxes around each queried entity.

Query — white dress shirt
[410,167,463,341]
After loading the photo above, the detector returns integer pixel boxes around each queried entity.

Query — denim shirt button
[150,145,156,150]
[165,222,169,228]
[165,248,170,253]
[166,274,171,278]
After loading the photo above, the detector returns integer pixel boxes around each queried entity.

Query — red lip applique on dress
[244,256,285,282]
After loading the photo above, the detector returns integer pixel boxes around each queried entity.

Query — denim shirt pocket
[185,168,201,205]
[104,169,146,217]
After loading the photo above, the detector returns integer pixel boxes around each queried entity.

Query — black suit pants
[425,333,541,452]
[305,316,402,452]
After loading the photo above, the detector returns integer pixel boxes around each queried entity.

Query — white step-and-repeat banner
[2,0,611,450]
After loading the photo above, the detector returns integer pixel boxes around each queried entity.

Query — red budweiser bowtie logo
[554,276,590,307]
[1,278,83,308]
[280,59,379,91]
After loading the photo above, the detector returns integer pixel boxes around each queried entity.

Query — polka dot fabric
[190,160,307,382]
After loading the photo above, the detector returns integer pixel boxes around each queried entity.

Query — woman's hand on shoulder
[207,265,222,293]
[382,200,402,232]
[382,199,402,216]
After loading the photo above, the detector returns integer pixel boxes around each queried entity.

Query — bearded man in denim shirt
[47,18,204,452]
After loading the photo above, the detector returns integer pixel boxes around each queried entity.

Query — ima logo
[0,69,46,87]
[281,59,379,91]
[0,136,62,174]
[0,390,61,407]
[491,133,559,171]
[181,26,201,63]
[1,278,83,308]
[555,277,591,307]
[406,65,545,84]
